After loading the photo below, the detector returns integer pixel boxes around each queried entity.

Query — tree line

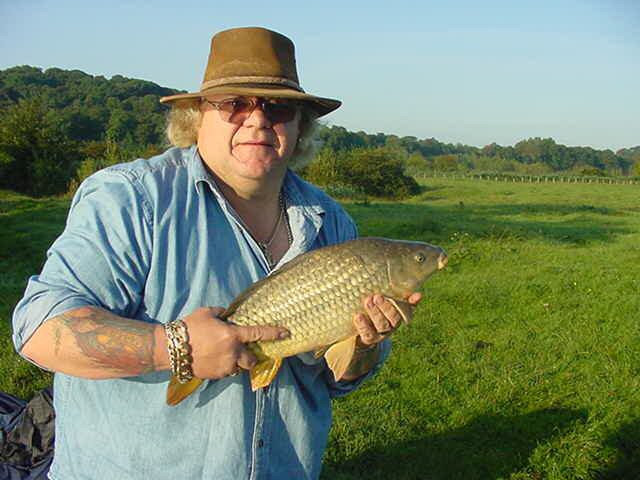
[318,126,640,177]
[0,66,638,198]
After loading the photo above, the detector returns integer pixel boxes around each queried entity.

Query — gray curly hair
[165,99,319,170]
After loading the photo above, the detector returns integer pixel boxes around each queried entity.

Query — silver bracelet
[165,319,194,383]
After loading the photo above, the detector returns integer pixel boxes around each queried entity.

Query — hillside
[0,65,180,145]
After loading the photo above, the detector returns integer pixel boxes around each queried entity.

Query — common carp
[167,237,447,405]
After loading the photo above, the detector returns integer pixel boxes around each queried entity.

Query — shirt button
[257,439,264,448]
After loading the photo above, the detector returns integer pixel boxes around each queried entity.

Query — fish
[167,237,448,405]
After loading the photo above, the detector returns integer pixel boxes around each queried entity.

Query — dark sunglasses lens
[215,98,298,124]
[262,102,297,123]
[220,98,253,122]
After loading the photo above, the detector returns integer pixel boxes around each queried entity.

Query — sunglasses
[203,97,300,125]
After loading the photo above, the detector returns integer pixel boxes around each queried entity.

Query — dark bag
[0,387,54,480]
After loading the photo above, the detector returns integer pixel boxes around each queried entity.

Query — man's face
[197,95,301,182]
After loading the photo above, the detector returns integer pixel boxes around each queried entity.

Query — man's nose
[243,102,272,128]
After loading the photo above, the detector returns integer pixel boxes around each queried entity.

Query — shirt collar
[282,170,325,217]
[189,146,222,198]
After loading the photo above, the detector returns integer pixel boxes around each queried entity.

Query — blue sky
[1,0,638,150]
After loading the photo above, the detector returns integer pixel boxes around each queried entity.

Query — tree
[404,152,430,173]
[0,98,79,195]
[432,154,459,172]
[106,108,136,143]
[318,125,367,151]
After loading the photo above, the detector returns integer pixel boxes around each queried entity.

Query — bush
[579,166,606,177]
[303,147,420,200]
[342,148,421,199]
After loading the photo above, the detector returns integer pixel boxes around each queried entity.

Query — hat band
[200,76,305,93]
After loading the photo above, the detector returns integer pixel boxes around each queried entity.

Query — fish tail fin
[250,357,282,391]
[166,376,203,406]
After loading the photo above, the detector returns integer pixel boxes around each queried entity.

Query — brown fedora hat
[160,27,341,117]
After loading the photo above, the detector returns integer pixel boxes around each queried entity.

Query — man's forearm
[338,343,381,382]
[21,306,169,379]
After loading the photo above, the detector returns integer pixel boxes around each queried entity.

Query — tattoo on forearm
[55,309,156,375]
[342,345,380,380]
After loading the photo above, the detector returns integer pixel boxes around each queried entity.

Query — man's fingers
[233,324,290,344]
[363,295,390,332]
[374,295,403,329]
[364,295,401,331]
[354,313,383,346]
[236,348,258,371]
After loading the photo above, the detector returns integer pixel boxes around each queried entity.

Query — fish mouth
[437,251,448,270]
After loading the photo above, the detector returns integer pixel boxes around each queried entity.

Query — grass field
[1,179,639,479]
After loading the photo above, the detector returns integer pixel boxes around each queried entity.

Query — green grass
[323,180,640,479]
[1,180,639,479]
[0,190,69,398]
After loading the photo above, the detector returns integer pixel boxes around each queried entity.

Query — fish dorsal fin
[166,376,203,406]
[324,336,358,381]
[250,357,283,391]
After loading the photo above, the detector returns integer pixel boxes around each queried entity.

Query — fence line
[412,172,640,186]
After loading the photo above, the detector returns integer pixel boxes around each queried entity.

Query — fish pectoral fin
[324,336,358,381]
[250,357,282,391]
[385,298,416,325]
[166,376,203,406]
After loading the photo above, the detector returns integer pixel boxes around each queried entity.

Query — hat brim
[160,85,341,118]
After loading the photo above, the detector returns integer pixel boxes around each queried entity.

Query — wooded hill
[0,65,177,145]
[0,66,638,197]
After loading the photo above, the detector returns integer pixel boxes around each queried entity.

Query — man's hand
[354,292,422,347]
[338,292,422,382]
[178,307,289,379]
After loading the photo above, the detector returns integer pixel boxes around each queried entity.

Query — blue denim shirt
[12,146,390,480]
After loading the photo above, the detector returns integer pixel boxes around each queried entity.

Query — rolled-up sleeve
[12,169,153,357]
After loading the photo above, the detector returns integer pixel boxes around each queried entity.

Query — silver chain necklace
[257,192,293,269]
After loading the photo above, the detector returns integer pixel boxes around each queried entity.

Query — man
[12,27,421,479]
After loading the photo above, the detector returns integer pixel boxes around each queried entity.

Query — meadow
[1,178,638,479]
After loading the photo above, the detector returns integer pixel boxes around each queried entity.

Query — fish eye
[414,253,425,263]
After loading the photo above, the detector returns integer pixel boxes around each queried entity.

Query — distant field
[1,179,639,479]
